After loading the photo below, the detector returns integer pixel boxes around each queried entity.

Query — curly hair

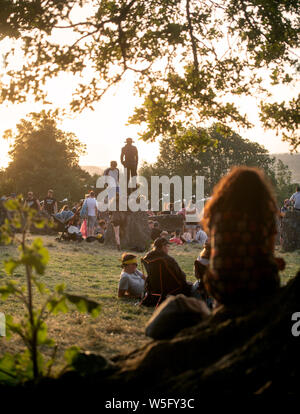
[203,166,278,232]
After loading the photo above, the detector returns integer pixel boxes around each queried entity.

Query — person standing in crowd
[177,201,186,219]
[104,161,120,202]
[24,191,41,211]
[290,185,300,211]
[86,190,98,237]
[185,200,198,239]
[118,253,146,298]
[120,138,138,188]
[42,189,57,216]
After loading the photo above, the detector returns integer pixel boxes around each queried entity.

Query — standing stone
[104,211,151,252]
[281,210,300,251]
[150,214,184,233]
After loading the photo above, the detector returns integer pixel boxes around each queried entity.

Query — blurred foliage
[0,198,101,384]
[0,0,298,149]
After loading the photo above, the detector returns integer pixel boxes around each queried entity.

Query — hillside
[273,153,300,183]
[80,154,300,184]
[81,165,104,176]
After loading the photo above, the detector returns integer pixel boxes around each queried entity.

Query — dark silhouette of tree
[1,110,91,201]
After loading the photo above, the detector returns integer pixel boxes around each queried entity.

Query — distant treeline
[273,154,300,183]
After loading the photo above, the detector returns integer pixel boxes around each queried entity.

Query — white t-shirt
[119,270,145,297]
[195,229,207,246]
[290,191,300,209]
[86,197,97,216]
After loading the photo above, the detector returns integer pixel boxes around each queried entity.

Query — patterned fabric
[204,211,280,305]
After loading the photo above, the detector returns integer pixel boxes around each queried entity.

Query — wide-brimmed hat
[125,137,134,143]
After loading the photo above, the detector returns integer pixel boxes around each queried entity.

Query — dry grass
[0,235,299,372]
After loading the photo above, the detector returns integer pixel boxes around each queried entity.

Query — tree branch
[186,0,199,75]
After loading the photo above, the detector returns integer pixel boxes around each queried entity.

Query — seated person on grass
[182,227,193,243]
[94,219,107,242]
[169,229,183,245]
[141,237,192,306]
[118,253,146,299]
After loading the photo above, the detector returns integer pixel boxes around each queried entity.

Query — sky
[0,71,161,169]
[0,78,293,171]
[0,3,297,170]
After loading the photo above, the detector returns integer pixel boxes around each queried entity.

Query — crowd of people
[116,166,293,338]
[1,138,299,340]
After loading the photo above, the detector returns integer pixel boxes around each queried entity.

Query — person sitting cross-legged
[169,229,183,245]
[118,253,146,299]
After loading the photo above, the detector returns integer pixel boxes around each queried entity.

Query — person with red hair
[202,166,283,306]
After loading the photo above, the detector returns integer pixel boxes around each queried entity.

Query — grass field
[0,235,299,373]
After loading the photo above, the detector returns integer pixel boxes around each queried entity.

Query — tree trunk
[20,271,300,396]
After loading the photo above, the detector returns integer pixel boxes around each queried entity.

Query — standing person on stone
[104,161,120,202]
[42,189,58,216]
[120,137,138,188]
[86,190,98,237]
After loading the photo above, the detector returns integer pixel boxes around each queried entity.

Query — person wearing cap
[118,253,146,298]
[142,237,191,305]
[120,138,138,187]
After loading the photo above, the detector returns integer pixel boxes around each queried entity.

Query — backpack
[80,200,88,218]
